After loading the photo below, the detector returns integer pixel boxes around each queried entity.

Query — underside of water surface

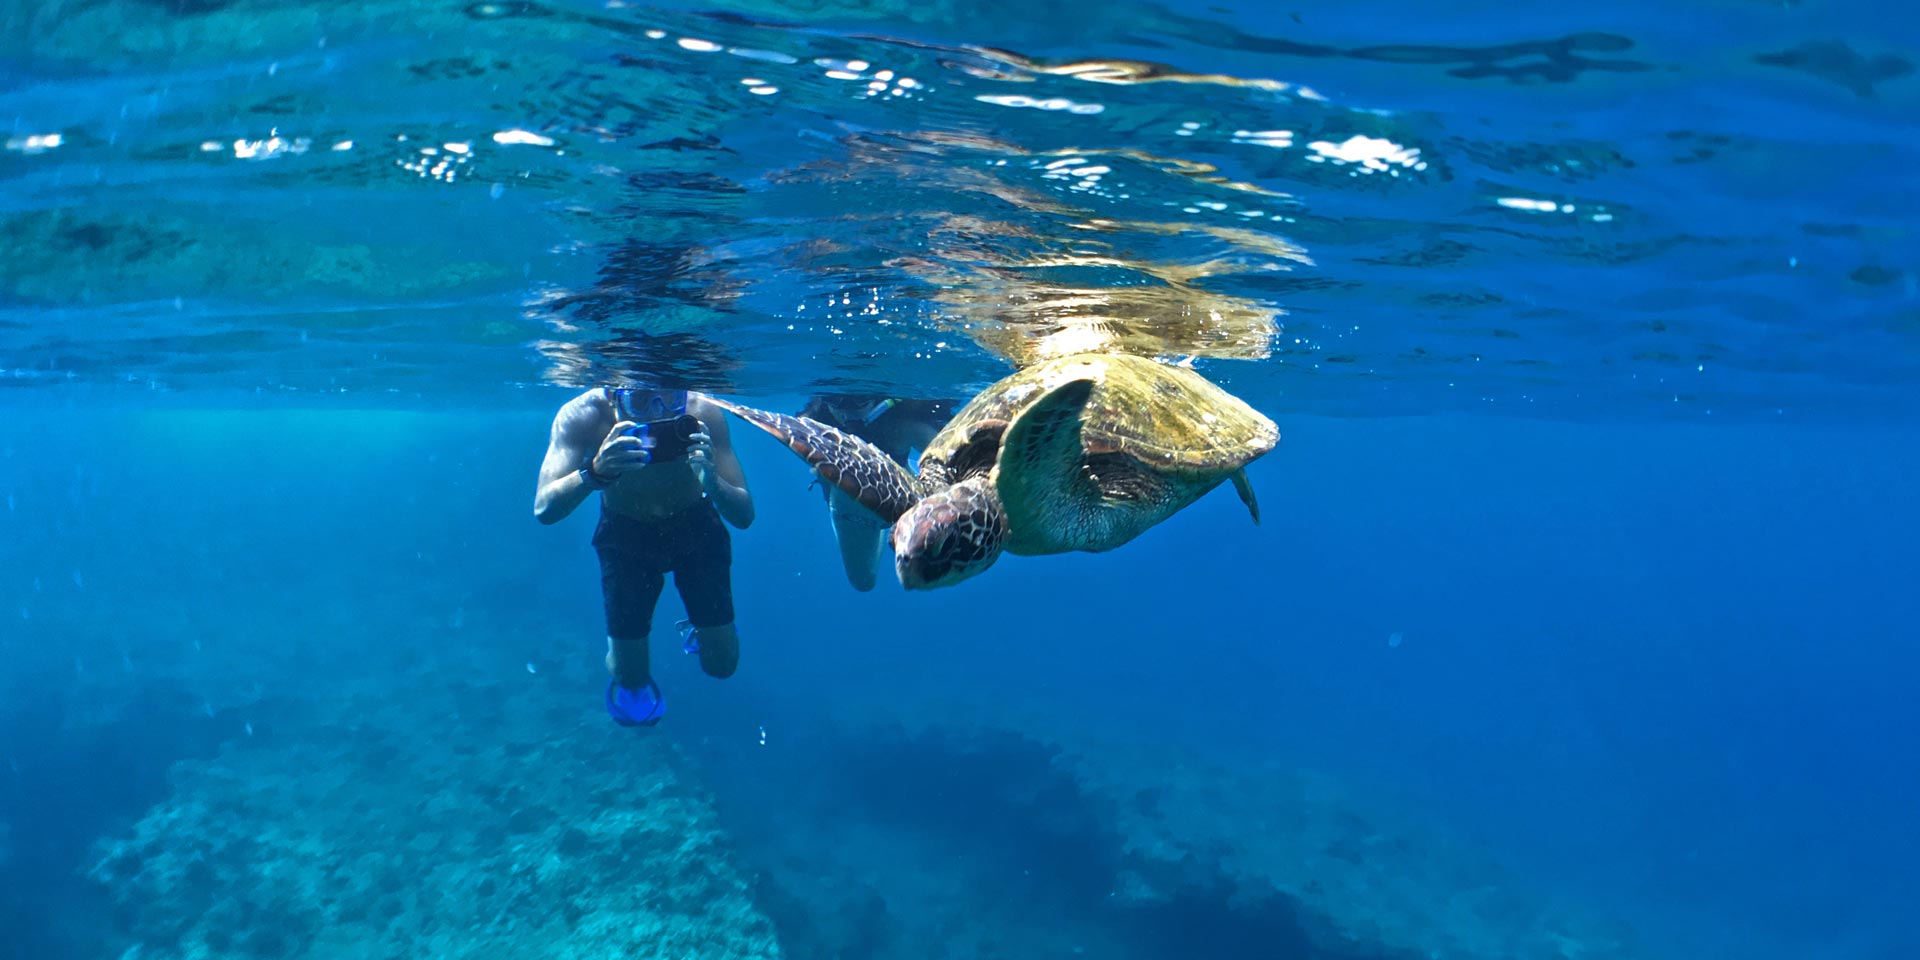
[3,0,1915,417]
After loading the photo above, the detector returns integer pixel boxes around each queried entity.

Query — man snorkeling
[534,385,754,727]
[796,395,953,591]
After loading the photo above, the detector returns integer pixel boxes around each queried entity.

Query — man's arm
[693,396,755,529]
[533,390,616,525]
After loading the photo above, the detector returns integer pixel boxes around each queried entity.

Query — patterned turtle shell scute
[921,353,1277,475]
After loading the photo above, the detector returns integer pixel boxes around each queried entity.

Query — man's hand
[685,424,716,490]
[590,421,651,482]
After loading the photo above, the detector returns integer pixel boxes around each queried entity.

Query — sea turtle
[712,352,1278,589]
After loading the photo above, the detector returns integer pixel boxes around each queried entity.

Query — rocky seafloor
[84,677,780,960]
[55,660,1647,960]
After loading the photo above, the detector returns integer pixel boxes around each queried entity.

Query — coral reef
[88,677,780,960]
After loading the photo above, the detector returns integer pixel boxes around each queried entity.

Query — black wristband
[579,464,611,490]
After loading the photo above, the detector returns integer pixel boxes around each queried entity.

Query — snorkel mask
[613,387,688,421]
[611,387,698,463]
[825,396,897,426]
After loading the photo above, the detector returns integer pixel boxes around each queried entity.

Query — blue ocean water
[3,1,1917,958]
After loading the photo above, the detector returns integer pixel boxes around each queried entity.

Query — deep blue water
[3,1,1918,959]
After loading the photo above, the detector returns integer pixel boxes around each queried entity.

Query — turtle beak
[895,552,929,590]
[896,551,959,591]
[892,510,950,590]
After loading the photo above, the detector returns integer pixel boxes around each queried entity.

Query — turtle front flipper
[994,377,1104,549]
[708,399,925,522]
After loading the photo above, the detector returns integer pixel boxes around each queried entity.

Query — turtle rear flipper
[709,399,925,522]
[1231,468,1260,525]
[995,378,1102,545]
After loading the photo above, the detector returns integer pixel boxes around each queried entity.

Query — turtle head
[891,477,1009,590]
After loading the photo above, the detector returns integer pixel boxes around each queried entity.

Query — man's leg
[827,485,887,592]
[594,530,666,691]
[672,506,740,679]
[605,633,653,689]
[688,622,740,679]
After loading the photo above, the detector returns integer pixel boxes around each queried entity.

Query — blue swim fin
[605,678,665,727]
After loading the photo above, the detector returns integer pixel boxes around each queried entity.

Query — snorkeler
[534,386,754,727]
[796,395,953,591]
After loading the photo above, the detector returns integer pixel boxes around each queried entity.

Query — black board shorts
[591,500,734,640]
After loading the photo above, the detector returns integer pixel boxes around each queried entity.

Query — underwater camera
[613,388,701,463]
